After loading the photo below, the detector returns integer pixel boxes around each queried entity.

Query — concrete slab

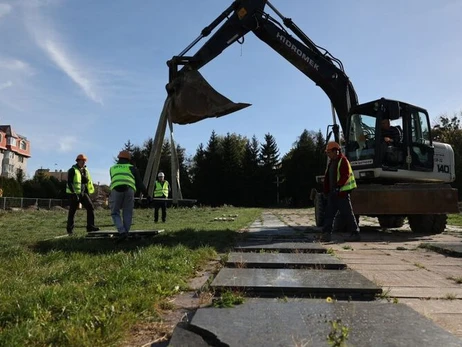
[389,287,462,299]
[211,268,381,299]
[168,323,209,347]
[226,252,346,269]
[422,242,462,257]
[234,241,326,253]
[388,251,462,266]
[347,264,417,271]
[354,269,455,288]
[176,299,462,347]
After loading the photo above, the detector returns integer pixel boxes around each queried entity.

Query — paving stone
[226,252,346,269]
[425,265,462,278]
[180,299,462,347]
[334,255,405,265]
[347,264,417,271]
[389,287,462,299]
[234,241,326,253]
[422,242,462,257]
[246,226,301,236]
[354,269,455,288]
[211,268,381,299]
[387,251,462,266]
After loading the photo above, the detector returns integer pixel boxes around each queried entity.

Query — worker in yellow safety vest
[320,142,360,242]
[66,153,99,235]
[109,150,151,238]
[153,172,170,223]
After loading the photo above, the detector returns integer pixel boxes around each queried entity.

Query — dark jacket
[323,153,351,197]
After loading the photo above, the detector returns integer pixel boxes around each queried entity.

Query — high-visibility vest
[109,164,136,191]
[338,157,357,191]
[66,166,95,194]
[154,181,169,197]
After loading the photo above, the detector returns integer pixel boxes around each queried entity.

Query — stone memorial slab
[422,242,462,257]
[172,299,462,347]
[211,268,381,299]
[226,252,346,269]
[245,226,300,236]
[85,229,164,239]
[234,241,326,253]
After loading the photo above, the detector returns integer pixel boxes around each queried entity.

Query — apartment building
[0,125,31,178]
[35,168,68,182]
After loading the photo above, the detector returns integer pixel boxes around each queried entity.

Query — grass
[447,213,462,226]
[0,206,261,346]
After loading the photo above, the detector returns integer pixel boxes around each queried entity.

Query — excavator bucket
[167,70,251,124]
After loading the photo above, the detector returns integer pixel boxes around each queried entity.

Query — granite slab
[211,268,381,299]
[226,252,346,269]
[168,299,462,346]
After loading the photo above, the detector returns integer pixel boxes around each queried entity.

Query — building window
[20,140,27,150]
[7,137,16,146]
[18,156,24,163]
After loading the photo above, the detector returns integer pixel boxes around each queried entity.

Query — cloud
[43,39,103,105]
[0,3,12,18]
[0,80,13,90]
[21,3,103,105]
[57,135,78,152]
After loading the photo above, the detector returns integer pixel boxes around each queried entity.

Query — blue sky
[1,0,461,185]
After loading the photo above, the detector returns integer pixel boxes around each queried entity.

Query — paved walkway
[165,210,462,346]
[272,208,462,339]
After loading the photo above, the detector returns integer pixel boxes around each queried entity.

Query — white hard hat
[158,172,165,177]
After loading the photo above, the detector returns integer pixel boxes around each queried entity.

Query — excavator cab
[344,98,447,182]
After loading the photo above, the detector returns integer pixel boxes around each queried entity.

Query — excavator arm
[167,0,358,133]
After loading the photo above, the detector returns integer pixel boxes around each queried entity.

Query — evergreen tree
[259,133,280,206]
[242,135,260,206]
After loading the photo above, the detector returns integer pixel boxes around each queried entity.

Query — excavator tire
[408,214,447,234]
[314,193,326,227]
[377,216,406,229]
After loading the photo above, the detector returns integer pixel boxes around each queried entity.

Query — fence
[0,197,69,210]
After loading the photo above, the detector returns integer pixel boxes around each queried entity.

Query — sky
[1,0,461,185]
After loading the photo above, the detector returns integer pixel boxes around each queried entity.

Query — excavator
[162,0,459,234]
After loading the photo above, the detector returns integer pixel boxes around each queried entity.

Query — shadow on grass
[31,228,237,255]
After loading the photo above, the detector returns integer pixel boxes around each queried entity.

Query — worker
[381,118,402,145]
[321,142,361,242]
[66,153,99,235]
[109,150,152,238]
[153,172,170,223]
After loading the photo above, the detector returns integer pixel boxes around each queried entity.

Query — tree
[259,133,280,206]
[242,135,260,206]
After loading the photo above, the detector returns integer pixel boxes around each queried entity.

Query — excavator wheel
[377,216,406,229]
[314,193,326,227]
[408,214,447,234]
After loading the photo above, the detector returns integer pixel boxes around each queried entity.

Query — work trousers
[322,191,359,235]
[109,188,135,233]
[154,197,167,222]
[67,193,96,232]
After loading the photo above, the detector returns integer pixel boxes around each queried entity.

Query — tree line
[2,112,462,205]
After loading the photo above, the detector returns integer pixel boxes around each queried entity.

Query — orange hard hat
[76,153,87,161]
[325,141,341,152]
[118,150,131,160]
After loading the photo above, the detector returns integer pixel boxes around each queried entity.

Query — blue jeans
[322,191,359,234]
[109,188,135,233]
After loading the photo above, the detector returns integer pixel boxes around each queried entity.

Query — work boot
[67,228,74,236]
[87,226,100,232]
[345,233,361,242]
[320,232,332,242]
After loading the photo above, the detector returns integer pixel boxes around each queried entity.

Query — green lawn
[447,213,462,227]
[0,206,261,346]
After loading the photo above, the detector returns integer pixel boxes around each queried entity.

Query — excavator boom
[166,0,358,131]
